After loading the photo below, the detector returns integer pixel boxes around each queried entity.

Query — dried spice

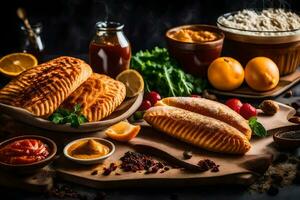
[91,170,98,175]
[120,151,166,174]
[259,100,279,115]
[197,159,219,172]
[183,150,193,159]
[48,183,88,199]
[249,154,299,194]
[102,163,117,176]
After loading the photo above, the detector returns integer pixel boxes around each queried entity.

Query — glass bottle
[20,22,45,62]
[89,21,131,78]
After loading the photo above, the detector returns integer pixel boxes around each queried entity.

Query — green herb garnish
[249,117,267,137]
[131,47,207,97]
[49,104,88,128]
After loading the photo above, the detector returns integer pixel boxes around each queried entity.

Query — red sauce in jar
[0,139,49,165]
[89,42,131,78]
[89,21,131,78]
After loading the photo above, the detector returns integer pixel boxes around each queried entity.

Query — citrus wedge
[116,69,144,97]
[0,53,38,77]
[105,121,141,142]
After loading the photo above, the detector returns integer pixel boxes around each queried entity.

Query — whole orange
[208,57,244,91]
[245,57,279,91]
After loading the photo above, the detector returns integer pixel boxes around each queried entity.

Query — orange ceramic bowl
[166,25,224,78]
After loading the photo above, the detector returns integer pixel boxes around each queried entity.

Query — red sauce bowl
[0,135,57,174]
[166,25,224,78]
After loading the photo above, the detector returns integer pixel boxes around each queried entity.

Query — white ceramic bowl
[63,137,115,165]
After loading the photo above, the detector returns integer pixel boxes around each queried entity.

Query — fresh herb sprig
[131,47,207,97]
[249,117,267,137]
[49,104,88,128]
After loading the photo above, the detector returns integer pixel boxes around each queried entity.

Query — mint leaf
[249,117,267,137]
[74,104,81,114]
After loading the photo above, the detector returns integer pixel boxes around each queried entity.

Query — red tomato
[225,98,243,113]
[139,100,152,111]
[145,91,161,105]
[239,103,257,119]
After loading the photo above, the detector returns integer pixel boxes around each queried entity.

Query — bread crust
[144,106,251,154]
[156,97,252,140]
[0,56,92,118]
[61,73,126,122]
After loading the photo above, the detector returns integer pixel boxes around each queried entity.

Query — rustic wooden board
[0,103,296,190]
[210,68,300,99]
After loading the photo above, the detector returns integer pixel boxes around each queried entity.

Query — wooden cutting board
[210,68,300,99]
[0,103,296,190]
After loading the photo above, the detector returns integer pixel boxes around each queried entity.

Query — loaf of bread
[144,97,252,154]
[0,56,92,118]
[156,97,252,140]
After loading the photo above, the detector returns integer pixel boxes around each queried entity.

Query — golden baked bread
[156,97,251,140]
[0,56,92,118]
[61,73,126,122]
[144,106,251,154]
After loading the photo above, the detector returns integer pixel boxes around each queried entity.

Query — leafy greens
[49,104,88,128]
[131,47,206,97]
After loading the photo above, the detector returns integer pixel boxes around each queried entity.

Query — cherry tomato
[139,100,152,111]
[145,91,161,105]
[225,98,243,113]
[239,103,257,119]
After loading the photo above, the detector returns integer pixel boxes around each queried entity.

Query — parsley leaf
[49,104,88,128]
[248,117,267,137]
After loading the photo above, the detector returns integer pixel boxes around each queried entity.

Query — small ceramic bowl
[0,135,57,174]
[166,24,224,78]
[273,125,300,149]
[63,137,115,165]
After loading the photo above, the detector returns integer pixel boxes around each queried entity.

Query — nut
[259,100,279,115]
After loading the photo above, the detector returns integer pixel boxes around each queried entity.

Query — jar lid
[95,21,124,31]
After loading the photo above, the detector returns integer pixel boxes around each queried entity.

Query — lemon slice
[0,53,38,77]
[116,69,144,97]
[105,121,141,142]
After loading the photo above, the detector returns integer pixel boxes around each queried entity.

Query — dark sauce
[89,42,131,78]
[278,131,300,140]
[89,21,131,78]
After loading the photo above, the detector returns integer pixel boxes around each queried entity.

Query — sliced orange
[105,121,141,142]
[116,69,144,97]
[0,53,38,77]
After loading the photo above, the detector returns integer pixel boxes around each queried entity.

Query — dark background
[1,0,300,57]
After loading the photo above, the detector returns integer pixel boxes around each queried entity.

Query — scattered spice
[249,154,299,194]
[197,159,220,172]
[183,150,193,159]
[120,151,166,174]
[259,100,279,115]
[91,170,98,175]
[48,183,87,199]
[102,163,117,176]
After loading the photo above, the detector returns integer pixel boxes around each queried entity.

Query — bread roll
[156,97,251,140]
[144,106,251,154]
[0,56,92,118]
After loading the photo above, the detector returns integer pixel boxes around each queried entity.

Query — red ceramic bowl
[166,25,224,78]
[0,135,57,174]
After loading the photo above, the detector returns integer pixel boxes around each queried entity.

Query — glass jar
[20,22,45,62]
[89,21,131,78]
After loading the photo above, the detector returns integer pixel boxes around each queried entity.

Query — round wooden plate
[0,92,143,133]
